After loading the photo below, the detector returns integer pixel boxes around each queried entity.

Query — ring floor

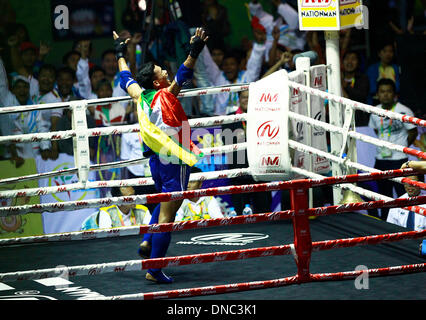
[0,212,425,300]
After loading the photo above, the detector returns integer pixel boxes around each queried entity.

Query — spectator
[101,49,119,87]
[175,167,224,221]
[366,42,400,105]
[387,174,426,231]
[7,37,39,98]
[201,0,231,49]
[32,64,62,160]
[80,186,151,230]
[368,78,418,221]
[56,67,81,102]
[74,40,95,101]
[93,78,127,127]
[341,50,370,126]
[221,89,272,215]
[195,39,265,115]
[62,50,81,72]
[0,57,34,165]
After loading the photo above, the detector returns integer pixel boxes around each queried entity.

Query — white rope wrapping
[287,80,426,128]
[0,114,248,144]
[0,168,251,199]
[0,143,247,187]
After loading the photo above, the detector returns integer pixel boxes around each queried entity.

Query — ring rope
[0,143,247,187]
[0,167,421,216]
[287,81,426,128]
[0,114,248,144]
[1,228,424,283]
[90,263,425,300]
[2,185,426,246]
[0,168,251,199]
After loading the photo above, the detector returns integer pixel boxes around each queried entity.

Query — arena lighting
[138,0,146,11]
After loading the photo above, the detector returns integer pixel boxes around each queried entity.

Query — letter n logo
[260,93,278,103]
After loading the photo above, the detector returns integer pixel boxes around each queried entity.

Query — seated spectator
[368,79,418,221]
[387,174,426,231]
[341,50,370,126]
[367,42,400,105]
[80,186,151,230]
[175,167,224,221]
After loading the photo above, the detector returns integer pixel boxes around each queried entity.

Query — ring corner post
[290,187,312,283]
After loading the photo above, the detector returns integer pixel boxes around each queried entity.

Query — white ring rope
[0,168,251,199]
[287,81,426,128]
[0,114,248,144]
[0,143,247,187]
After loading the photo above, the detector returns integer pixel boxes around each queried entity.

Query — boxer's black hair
[136,61,156,89]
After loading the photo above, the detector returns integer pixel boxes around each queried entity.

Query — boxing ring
[0,64,425,300]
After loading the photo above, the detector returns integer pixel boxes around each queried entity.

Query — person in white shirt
[368,78,418,220]
[0,57,43,164]
[195,37,266,116]
[81,186,151,230]
[175,167,224,221]
[387,174,426,231]
[31,64,62,160]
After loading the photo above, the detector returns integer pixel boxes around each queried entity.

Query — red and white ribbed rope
[0,168,421,216]
[288,81,426,128]
[2,229,423,282]
[0,143,247,187]
[0,168,251,199]
[2,188,426,247]
[0,114,248,144]
[93,263,426,300]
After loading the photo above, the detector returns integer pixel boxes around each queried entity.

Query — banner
[247,70,291,182]
[51,0,115,41]
[0,159,43,239]
[36,153,100,234]
[298,0,364,31]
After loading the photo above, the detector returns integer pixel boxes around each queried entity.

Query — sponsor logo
[257,121,280,140]
[301,0,333,8]
[260,155,281,167]
[259,93,279,103]
[177,233,269,246]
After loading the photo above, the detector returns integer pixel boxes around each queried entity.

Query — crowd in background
[0,0,425,228]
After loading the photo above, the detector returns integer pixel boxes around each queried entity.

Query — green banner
[0,159,43,239]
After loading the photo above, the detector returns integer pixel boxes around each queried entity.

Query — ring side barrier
[1,168,424,216]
